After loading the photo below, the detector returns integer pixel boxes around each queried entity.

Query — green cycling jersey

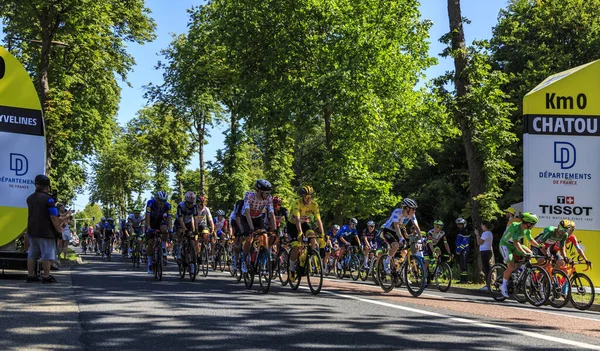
[534,226,566,247]
[499,222,533,247]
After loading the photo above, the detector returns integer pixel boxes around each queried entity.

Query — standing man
[26,175,64,283]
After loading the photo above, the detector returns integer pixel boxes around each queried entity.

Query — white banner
[0,131,46,208]
[524,134,600,230]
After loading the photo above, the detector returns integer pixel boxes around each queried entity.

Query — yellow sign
[0,46,45,247]
[523,60,600,284]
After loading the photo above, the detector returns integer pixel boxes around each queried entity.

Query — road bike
[377,246,426,297]
[487,255,551,306]
[197,241,209,278]
[178,231,198,281]
[536,256,571,308]
[425,254,453,292]
[562,260,595,310]
[131,236,141,269]
[103,236,113,261]
[287,232,323,295]
[152,231,163,281]
[243,230,272,293]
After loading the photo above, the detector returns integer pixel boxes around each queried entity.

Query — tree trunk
[198,115,206,196]
[39,13,53,174]
[228,106,238,203]
[447,0,485,282]
[324,104,333,153]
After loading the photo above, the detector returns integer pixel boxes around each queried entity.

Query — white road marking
[309,287,600,350]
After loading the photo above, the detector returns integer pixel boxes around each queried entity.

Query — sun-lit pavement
[1,251,600,350]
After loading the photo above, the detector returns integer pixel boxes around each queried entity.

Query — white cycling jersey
[383,208,418,231]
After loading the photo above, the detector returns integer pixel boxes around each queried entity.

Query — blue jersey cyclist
[336,218,359,270]
[145,191,172,274]
[102,218,116,259]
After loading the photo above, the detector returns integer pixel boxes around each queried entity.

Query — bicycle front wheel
[349,255,361,281]
[306,250,323,295]
[549,269,571,308]
[200,245,209,277]
[404,255,426,297]
[524,266,551,307]
[287,250,301,290]
[487,263,507,301]
[570,273,595,310]
[434,262,452,292]
[258,248,272,294]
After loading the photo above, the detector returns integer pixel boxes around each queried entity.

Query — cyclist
[94,217,106,254]
[336,218,360,270]
[175,191,198,260]
[127,208,146,261]
[287,185,324,277]
[145,191,172,274]
[120,218,129,257]
[103,218,116,259]
[531,219,571,267]
[195,195,214,261]
[230,199,245,272]
[241,180,276,273]
[455,218,471,284]
[361,221,378,269]
[423,220,452,274]
[213,209,229,258]
[323,224,340,274]
[272,197,289,245]
[551,221,592,268]
[498,212,543,297]
[80,222,89,253]
[380,198,420,273]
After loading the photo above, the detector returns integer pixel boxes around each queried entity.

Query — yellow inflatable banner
[0,46,45,247]
[523,60,600,284]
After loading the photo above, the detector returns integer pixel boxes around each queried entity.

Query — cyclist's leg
[287,222,301,272]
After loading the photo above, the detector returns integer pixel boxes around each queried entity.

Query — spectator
[504,207,519,228]
[476,221,494,290]
[25,175,64,283]
[59,205,73,260]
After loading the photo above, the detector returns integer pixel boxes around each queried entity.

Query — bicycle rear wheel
[405,255,426,297]
[434,262,452,292]
[549,269,570,308]
[377,254,395,293]
[217,247,226,272]
[570,273,595,310]
[306,250,323,295]
[524,266,550,306]
[334,258,344,279]
[235,255,243,283]
[258,248,272,294]
[278,250,289,286]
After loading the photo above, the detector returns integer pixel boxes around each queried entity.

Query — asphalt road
[2,252,600,350]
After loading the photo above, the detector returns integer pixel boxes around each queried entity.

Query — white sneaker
[147,269,153,274]
[241,260,248,273]
[500,284,509,298]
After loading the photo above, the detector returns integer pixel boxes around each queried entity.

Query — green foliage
[0,0,156,203]
[74,203,103,231]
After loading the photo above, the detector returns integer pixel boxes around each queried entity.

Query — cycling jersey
[427,229,447,246]
[146,198,172,230]
[274,207,289,228]
[214,217,229,233]
[534,226,566,249]
[336,225,358,242]
[361,228,377,243]
[500,222,533,247]
[288,199,320,224]
[196,206,212,227]
[243,191,274,219]
[383,208,418,231]
[555,233,581,251]
[128,214,145,228]
[104,222,116,236]
[176,201,198,227]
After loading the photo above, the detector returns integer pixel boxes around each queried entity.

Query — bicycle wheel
[524,266,551,307]
[178,255,186,279]
[487,263,507,301]
[377,254,395,293]
[334,258,344,279]
[258,248,272,294]
[216,247,225,272]
[548,269,571,308]
[434,262,452,292]
[132,242,137,267]
[189,248,198,282]
[278,250,289,286]
[570,273,595,310]
[307,250,323,295]
[200,245,209,277]
[349,255,361,281]
[404,255,426,297]
[243,249,255,289]
[235,255,243,283]
[287,250,301,290]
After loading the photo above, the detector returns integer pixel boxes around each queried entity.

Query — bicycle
[177,231,199,281]
[487,254,551,307]
[243,230,272,294]
[131,236,141,269]
[277,243,290,286]
[286,232,323,295]
[197,241,210,278]
[377,246,426,297]
[214,239,229,273]
[103,236,113,261]
[562,260,595,310]
[150,231,164,281]
[335,245,362,280]
[425,254,453,292]
[536,256,571,308]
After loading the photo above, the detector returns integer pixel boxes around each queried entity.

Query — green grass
[59,248,79,262]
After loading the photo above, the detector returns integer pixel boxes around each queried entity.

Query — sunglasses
[525,222,534,228]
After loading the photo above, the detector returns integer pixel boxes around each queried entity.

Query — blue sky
[4,0,511,209]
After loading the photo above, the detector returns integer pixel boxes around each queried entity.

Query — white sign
[524,130,600,230]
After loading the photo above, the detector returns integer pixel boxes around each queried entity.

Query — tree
[74,203,103,231]
[0,0,156,202]
[443,0,517,282]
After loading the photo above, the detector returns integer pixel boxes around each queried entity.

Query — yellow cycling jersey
[288,199,321,224]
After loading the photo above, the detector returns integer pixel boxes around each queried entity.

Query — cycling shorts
[500,244,520,263]
[286,222,311,242]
